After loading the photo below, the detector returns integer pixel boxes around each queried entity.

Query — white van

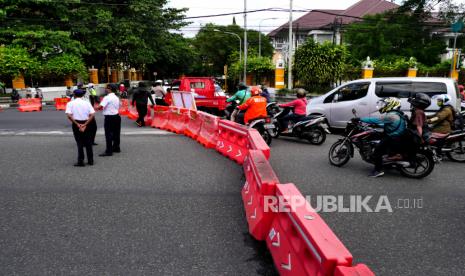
[307,77,461,128]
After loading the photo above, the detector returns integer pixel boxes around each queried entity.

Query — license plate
[264,124,275,129]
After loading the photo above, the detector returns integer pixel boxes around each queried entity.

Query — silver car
[307,77,461,128]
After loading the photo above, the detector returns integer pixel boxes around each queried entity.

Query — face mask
[437,100,443,107]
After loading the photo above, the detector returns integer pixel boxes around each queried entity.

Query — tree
[0,45,40,78]
[294,40,348,88]
[44,54,87,79]
[344,10,446,66]
[193,23,274,77]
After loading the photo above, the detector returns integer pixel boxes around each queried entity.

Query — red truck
[167,77,227,115]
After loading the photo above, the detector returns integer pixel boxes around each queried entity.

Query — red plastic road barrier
[165,107,188,134]
[18,98,42,112]
[127,104,138,120]
[242,150,280,240]
[184,109,202,139]
[334,264,375,276]
[144,105,153,126]
[216,119,249,164]
[266,183,353,276]
[247,128,271,160]
[54,98,70,111]
[118,99,129,116]
[196,111,219,149]
[151,105,170,130]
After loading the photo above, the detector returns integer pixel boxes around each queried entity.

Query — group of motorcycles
[225,99,465,179]
[224,100,329,146]
[329,109,465,179]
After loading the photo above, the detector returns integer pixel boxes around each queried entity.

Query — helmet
[432,94,451,107]
[73,89,86,96]
[106,83,118,92]
[77,82,84,88]
[155,79,163,84]
[408,93,431,109]
[377,97,401,113]
[296,88,307,98]
[88,83,94,88]
[459,85,464,93]
[237,82,247,90]
[250,86,261,96]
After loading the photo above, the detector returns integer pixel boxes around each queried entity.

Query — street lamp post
[244,0,247,83]
[213,29,242,81]
[258,17,278,57]
[288,0,293,90]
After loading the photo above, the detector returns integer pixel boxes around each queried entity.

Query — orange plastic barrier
[335,264,375,276]
[242,150,280,240]
[184,109,202,139]
[196,111,219,149]
[247,128,271,160]
[118,99,129,116]
[266,183,353,276]
[54,98,70,111]
[144,105,153,126]
[127,104,138,120]
[18,98,42,112]
[151,106,170,130]
[216,119,249,164]
[165,107,188,134]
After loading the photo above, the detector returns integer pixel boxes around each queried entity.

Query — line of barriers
[119,103,375,276]
[17,98,43,112]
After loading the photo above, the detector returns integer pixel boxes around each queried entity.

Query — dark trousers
[372,136,402,171]
[72,120,93,163]
[136,103,148,126]
[88,118,97,144]
[104,115,121,154]
[281,113,305,129]
[89,95,95,107]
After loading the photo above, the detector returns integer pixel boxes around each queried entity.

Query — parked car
[307,77,462,128]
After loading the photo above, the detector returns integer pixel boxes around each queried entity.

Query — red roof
[268,0,398,37]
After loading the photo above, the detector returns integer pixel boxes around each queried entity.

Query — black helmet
[237,82,247,90]
[296,88,307,98]
[408,93,431,109]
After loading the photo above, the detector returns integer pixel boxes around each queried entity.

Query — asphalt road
[269,136,465,276]
[1,109,465,275]
[0,109,277,275]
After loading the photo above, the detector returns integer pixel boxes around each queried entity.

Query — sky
[167,0,377,37]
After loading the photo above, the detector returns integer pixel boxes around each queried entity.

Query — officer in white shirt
[65,88,95,166]
[99,83,121,156]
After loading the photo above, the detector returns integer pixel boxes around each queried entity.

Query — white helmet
[432,94,451,107]
[155,79,163,84]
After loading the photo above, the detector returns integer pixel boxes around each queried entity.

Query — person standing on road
[152,80,166,105]
[132,81,155,127]
[34,86,43,99]
[65,88,95,167]
[99,83,121,157]
[65,86,73,99]
[25,86,32,98]
[88,83,98,107]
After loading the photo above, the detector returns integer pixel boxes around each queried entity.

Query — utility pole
[243,0,248,84]
[288,0,293,90]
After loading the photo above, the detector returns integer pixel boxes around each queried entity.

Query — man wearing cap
[65,88,95,166]
[77,82,98,145]
[99,83,121,156]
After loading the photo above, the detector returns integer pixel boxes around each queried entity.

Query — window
[375,82,412,98]
[329,82,370,103]
[190,82,205,89]
[375,82,447,98]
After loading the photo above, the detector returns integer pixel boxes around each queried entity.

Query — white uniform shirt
[100,92,120,115]
[65,98,95,120]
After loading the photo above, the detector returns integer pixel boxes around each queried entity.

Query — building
[268,0,399,55]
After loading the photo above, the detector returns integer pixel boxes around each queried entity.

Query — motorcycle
[428,111,465,162]
[267,102,329,145]
[328,109,435,179]
[226,101,274,145]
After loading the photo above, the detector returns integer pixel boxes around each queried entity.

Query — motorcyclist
[427,94,455,135]
[237,86,267,125]
[227,82,250,122]
[11,89,20,102]
[260,84,271,103]
[408,93,431,143]
[358,97,407,177]
[278,88,308,133]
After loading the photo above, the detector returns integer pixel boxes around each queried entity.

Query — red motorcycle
[428,130,465,162]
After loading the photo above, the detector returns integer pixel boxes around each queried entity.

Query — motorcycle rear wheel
[256,126,272,146]
[307,127,326,145]
[399,150,434,179]
[329,140,351,167]
[446,141,465,162]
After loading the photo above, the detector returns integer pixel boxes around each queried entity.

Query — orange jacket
[238,95,268,124]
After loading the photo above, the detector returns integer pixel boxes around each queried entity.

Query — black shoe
[74,162,85,167]
[88,161,94,166]
[368,170,385,178]
[113,149,121,153]
[99,153,113,157]
[92,142,98,146]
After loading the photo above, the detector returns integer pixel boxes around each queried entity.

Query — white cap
[155,79,163,83]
